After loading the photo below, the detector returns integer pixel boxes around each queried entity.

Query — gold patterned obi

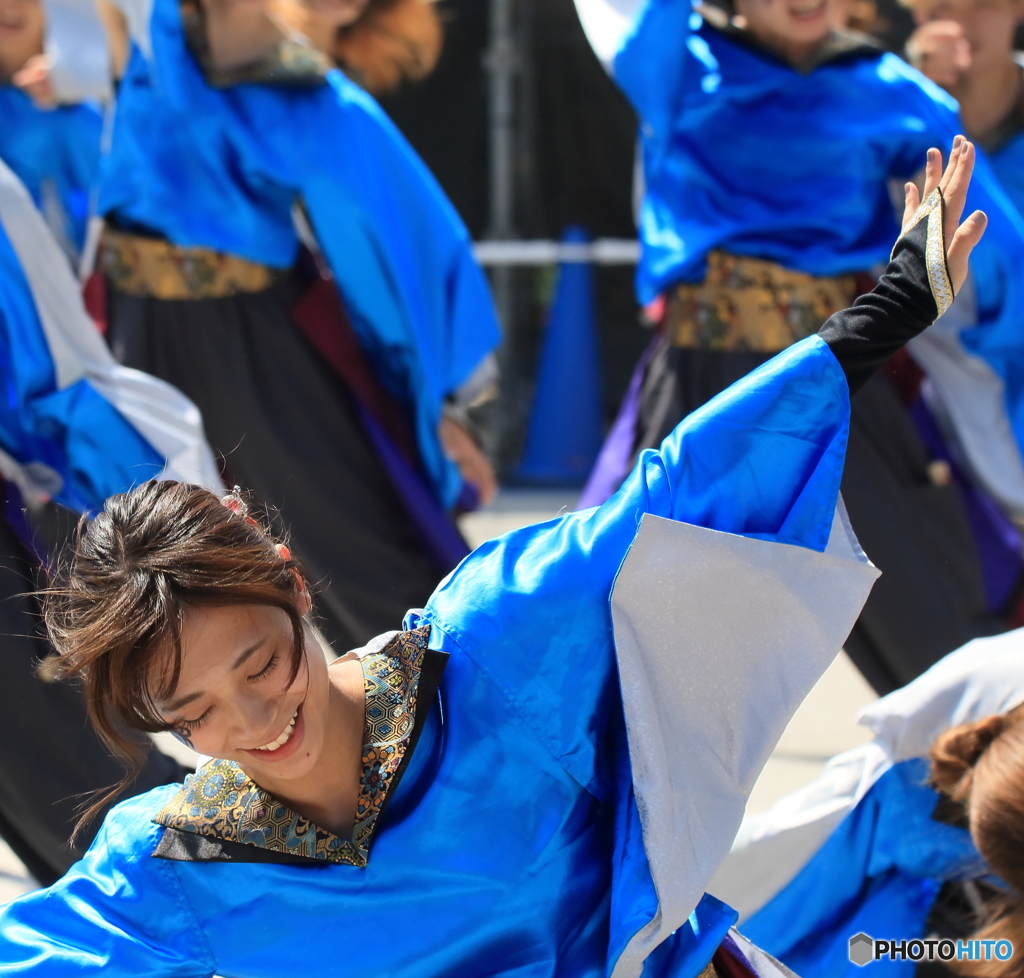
[99,228,286,301]
[666,251,857,353]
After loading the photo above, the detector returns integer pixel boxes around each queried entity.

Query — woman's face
[303,0,370,32]
[157,601,333,785]
[0,0,44,80]
[734,0,834,59]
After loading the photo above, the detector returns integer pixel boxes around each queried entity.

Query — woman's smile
[787,0,827,20]
[241,702,308,763]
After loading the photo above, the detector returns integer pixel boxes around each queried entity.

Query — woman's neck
[200,0,285,71]
[255,657,366,837]
[951,56,1023,143]
[753,29,827,67]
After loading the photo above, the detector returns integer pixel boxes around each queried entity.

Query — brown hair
[929,703,1024,976]
[43,480,307,830]
[333,0,443,95]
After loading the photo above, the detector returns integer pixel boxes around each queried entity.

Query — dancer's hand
[901,136,987,294]
[439,416,498,507]
[11,55,55,109]
[906,21,970,87]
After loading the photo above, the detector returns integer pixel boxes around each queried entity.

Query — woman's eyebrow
[232,635,269,670]
[164,689,202,713]
[164,637,270,712]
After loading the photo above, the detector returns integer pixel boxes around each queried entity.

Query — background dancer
[906,0,1024,218]
[0,137,986,978]
[0,158,222,884]
[711,626,1024,977]
[91,0,499,654]
[575,0,1024,694]
[0,0,102,262]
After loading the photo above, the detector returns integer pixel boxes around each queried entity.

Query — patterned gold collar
[179,0,331,89]
[152,627,446,868]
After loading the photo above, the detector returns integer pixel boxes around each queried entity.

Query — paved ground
[0,488,878,903]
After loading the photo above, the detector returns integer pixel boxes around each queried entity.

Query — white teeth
[255,708,299,751]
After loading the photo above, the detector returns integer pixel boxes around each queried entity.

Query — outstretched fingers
[902,181,921,231]
[923,145,945,199]
[902,144,947,231]
[896,138,986,295]
[946,210,987,289]
[940,137,974,240]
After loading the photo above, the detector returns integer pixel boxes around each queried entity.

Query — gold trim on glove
[894,187,954,319]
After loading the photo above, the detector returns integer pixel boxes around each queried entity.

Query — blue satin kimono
[0,334,853,976]
[0,86,102,257]
[99,0,499,509]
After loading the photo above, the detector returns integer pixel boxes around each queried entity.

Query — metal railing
[472,238,640,266]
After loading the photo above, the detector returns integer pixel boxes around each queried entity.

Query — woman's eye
[248,652,279,682]
[178,708,211,733]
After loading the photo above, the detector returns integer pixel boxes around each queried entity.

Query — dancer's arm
[424,141,985,795]
[0,793,215,976]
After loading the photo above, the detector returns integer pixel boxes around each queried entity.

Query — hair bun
[930,714,1008,800]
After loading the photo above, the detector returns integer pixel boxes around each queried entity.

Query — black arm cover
[817,218,940,396]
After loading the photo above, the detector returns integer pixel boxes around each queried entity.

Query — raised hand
[439,415,498,507]
[906,21,971,88]
[10,55,55,109]
[902,136,987,295]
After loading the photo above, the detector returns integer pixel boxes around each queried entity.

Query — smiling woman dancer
[0,145,984,978]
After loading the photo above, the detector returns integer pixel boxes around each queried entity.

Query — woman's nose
[229,694,282,748]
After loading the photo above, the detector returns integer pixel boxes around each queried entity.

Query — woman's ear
[294,579,312,616]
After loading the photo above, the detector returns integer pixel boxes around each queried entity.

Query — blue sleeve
[613,0,692,165]
[0,794,215,977]
[297,76,501,509]
[0,222,163,514]
[423,335,850,795]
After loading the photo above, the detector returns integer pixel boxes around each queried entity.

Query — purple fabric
[354,404,470,574]
[578,335,660,509]
[722,934,758,976]
[910,397,1023,613]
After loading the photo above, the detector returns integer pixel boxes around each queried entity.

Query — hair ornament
[222,487,262,530]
